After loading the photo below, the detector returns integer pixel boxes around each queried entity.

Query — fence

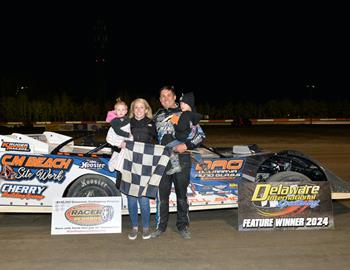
[1,118,350,132]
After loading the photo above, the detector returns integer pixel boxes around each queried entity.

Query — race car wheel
[266,171,312,183]
[66,174,121,197]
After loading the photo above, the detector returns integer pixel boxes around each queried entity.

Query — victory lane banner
[238,180,334,231]
[51,197,122,235]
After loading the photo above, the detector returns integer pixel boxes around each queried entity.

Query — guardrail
[250,118,350,125]
[1,118,350,131]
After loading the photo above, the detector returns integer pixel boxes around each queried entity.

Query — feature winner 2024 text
[242,217,330,229]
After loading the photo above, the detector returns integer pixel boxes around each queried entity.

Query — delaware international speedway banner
[238,180,334,231]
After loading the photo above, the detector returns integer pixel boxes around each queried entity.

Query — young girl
[125,98,156,240]
[106,98,133,172]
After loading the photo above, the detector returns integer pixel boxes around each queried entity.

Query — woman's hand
[120,141,126,149]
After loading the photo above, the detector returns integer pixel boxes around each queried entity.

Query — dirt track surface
[1,126,350,270]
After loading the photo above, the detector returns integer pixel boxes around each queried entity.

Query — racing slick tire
[66,174,121,197]
[266,171,312,183]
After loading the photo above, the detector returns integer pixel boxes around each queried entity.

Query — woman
[126,98,156,240]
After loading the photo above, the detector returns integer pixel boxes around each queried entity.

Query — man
[152,85,201,239]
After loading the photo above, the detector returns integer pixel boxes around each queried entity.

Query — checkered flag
[119,141,171,198]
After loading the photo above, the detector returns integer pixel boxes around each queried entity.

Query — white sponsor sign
[51,197,122,235]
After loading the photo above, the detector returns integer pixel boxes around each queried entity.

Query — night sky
[0,3,349,105]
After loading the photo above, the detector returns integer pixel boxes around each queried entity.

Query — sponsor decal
[195,159,244,180]
[0,154,73,183]
[80,178,108,189]
[65,204,114,226]
[79,160,106,170]
[148,195,238,208]
[1,154,72,169]
[1,142,30,152]
[1,184,47,200]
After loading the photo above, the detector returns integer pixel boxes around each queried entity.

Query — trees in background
[0,93,349,121]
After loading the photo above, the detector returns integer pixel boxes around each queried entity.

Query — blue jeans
[127,195,150,229]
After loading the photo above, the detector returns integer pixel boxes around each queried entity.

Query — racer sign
[51,197,122,235]
[238,180,334,231]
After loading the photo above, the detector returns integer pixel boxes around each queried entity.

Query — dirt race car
[1,131,350,214]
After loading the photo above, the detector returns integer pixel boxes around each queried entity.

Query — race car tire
[266,171,312,183]
[66,174,121,197]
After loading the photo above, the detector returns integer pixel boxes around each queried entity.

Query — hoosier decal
[79,160,106,170]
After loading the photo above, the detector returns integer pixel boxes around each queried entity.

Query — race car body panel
[1,132,349,213]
